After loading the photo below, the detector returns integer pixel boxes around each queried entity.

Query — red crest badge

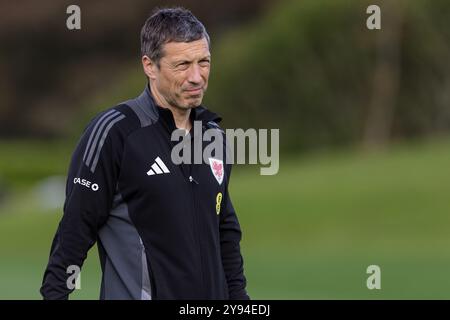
[208,158,224,185]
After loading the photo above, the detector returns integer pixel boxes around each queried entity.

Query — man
[40,7,249,300]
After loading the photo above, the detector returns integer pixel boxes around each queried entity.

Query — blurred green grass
[1,137,450,299]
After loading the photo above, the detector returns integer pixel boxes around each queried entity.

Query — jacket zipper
[188,169,207,297]
[160,111,208,297]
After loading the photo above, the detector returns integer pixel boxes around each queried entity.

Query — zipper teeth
[186,124,205,295]
[189,175,206,296]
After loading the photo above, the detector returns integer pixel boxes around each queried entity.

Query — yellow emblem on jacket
[216,192,223,215]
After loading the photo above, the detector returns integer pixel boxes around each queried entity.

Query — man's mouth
[184,87,203,95]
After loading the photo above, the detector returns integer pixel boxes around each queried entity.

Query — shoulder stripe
[83,109,118,163]
[89,114,126,173]
[84,111,121,168]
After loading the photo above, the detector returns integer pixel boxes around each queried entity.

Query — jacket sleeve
[219,163,250,300]
[40,109,125,299]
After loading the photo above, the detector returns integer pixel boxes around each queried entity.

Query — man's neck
[149,83,192,132]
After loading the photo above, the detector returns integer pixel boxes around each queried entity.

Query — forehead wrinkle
[163,40,210,63]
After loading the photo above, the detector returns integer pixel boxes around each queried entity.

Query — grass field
[1,137,450,299]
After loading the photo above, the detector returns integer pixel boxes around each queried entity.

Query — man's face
[148,37,211,110]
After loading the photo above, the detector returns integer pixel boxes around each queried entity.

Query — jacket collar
[143,84,221,124]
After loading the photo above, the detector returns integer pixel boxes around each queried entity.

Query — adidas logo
[147,157,170,176]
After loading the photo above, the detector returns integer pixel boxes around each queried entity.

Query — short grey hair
[140,7,210,66]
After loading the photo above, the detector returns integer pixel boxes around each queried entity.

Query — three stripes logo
[147,157,170,176]
[83,109,125,173]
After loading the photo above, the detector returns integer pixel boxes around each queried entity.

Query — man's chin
[183,97,203,108]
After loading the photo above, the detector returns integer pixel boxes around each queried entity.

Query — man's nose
[187,64,203,84]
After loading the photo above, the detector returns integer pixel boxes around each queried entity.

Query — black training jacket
[40,85,249,300]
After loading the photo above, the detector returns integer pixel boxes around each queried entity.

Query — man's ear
[142,55,158,81]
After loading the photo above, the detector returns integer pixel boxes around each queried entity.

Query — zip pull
[189,176,199,184]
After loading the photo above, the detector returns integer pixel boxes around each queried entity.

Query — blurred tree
[1,0,449,153]
[205,0,450,152]
[0,0,272,138]
[363,0,404,149]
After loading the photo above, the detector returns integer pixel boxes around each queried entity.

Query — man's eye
[199,60,210,65]
[174,63,188,70]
